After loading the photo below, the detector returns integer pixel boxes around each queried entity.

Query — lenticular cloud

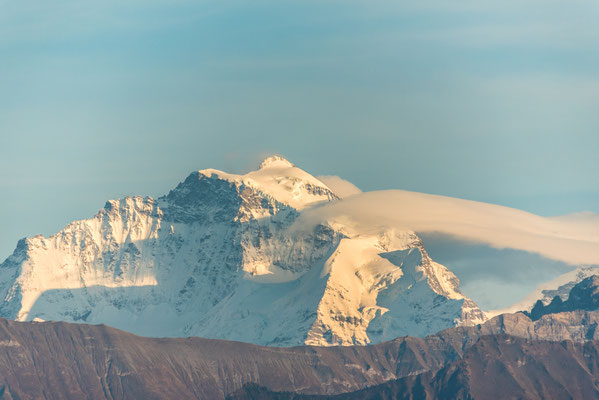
[297,189,599,266]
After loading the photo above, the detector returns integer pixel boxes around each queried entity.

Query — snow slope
[295,191,599,314]
[0,157,484,346]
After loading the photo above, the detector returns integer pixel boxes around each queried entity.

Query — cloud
[292,189,599,310]
[317,175,362,198]
[418,232,573,310]
[295,190,599,265]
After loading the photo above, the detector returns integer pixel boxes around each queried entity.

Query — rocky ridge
[528,275,599,321]
[231,335,599,400]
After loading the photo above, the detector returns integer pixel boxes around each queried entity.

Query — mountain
[0,156,484,346]
[358,335,599,400]
[0,316,591,400]
[445,276,599,343]
[527,275,599,320]
[485,265,599,317]
[231,335,599,400]
[230,278,599,399]
[0,278,598,399]
[0,317,467,399]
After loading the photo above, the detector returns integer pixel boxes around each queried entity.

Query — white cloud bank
[297,190,599,266]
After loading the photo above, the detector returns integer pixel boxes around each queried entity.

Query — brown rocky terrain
[0,318,462,399]
[1,311,599,399]
[230,335,599,400]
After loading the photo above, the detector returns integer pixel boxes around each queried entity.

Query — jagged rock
[526,275,599,321]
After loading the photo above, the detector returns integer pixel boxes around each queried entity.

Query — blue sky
[1,0,598,258]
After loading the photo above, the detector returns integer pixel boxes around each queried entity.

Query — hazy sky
[1,0,598,259]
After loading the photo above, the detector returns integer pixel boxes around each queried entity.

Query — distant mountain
[487,265,599,317]
[527,275,599,320]
[2,156,597,347]
[452,276,599,343]
[0,156,484,346]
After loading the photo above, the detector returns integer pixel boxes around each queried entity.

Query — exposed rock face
[439,310,599,348]
[527,275,599,321]
[536,267,599,306]
[0,157,484,346]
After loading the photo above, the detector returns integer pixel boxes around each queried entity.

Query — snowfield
[0,156,596,345]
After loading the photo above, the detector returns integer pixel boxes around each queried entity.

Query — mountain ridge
[230,335,599,400]
[0,157,484,346]
[0,275,598,398]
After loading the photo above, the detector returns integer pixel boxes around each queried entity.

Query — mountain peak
[0,157,484,347]
[527,275,599,320]
[160,156,338,212]
[259,156,294,170]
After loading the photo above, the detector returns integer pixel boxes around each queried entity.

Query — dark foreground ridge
[229,335,599,400]
[0,315,598,399]
[0,317,459,399]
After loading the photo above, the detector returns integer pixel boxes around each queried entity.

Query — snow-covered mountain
[484,265,599,317]
[0,156,485,346]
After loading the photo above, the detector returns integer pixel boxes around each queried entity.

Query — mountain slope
[228,276,599,398]
[233,335,599,400]
[357,335,599,400]
[0,317,463,400]
[0,157,483,346]
[0,277,599,399]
